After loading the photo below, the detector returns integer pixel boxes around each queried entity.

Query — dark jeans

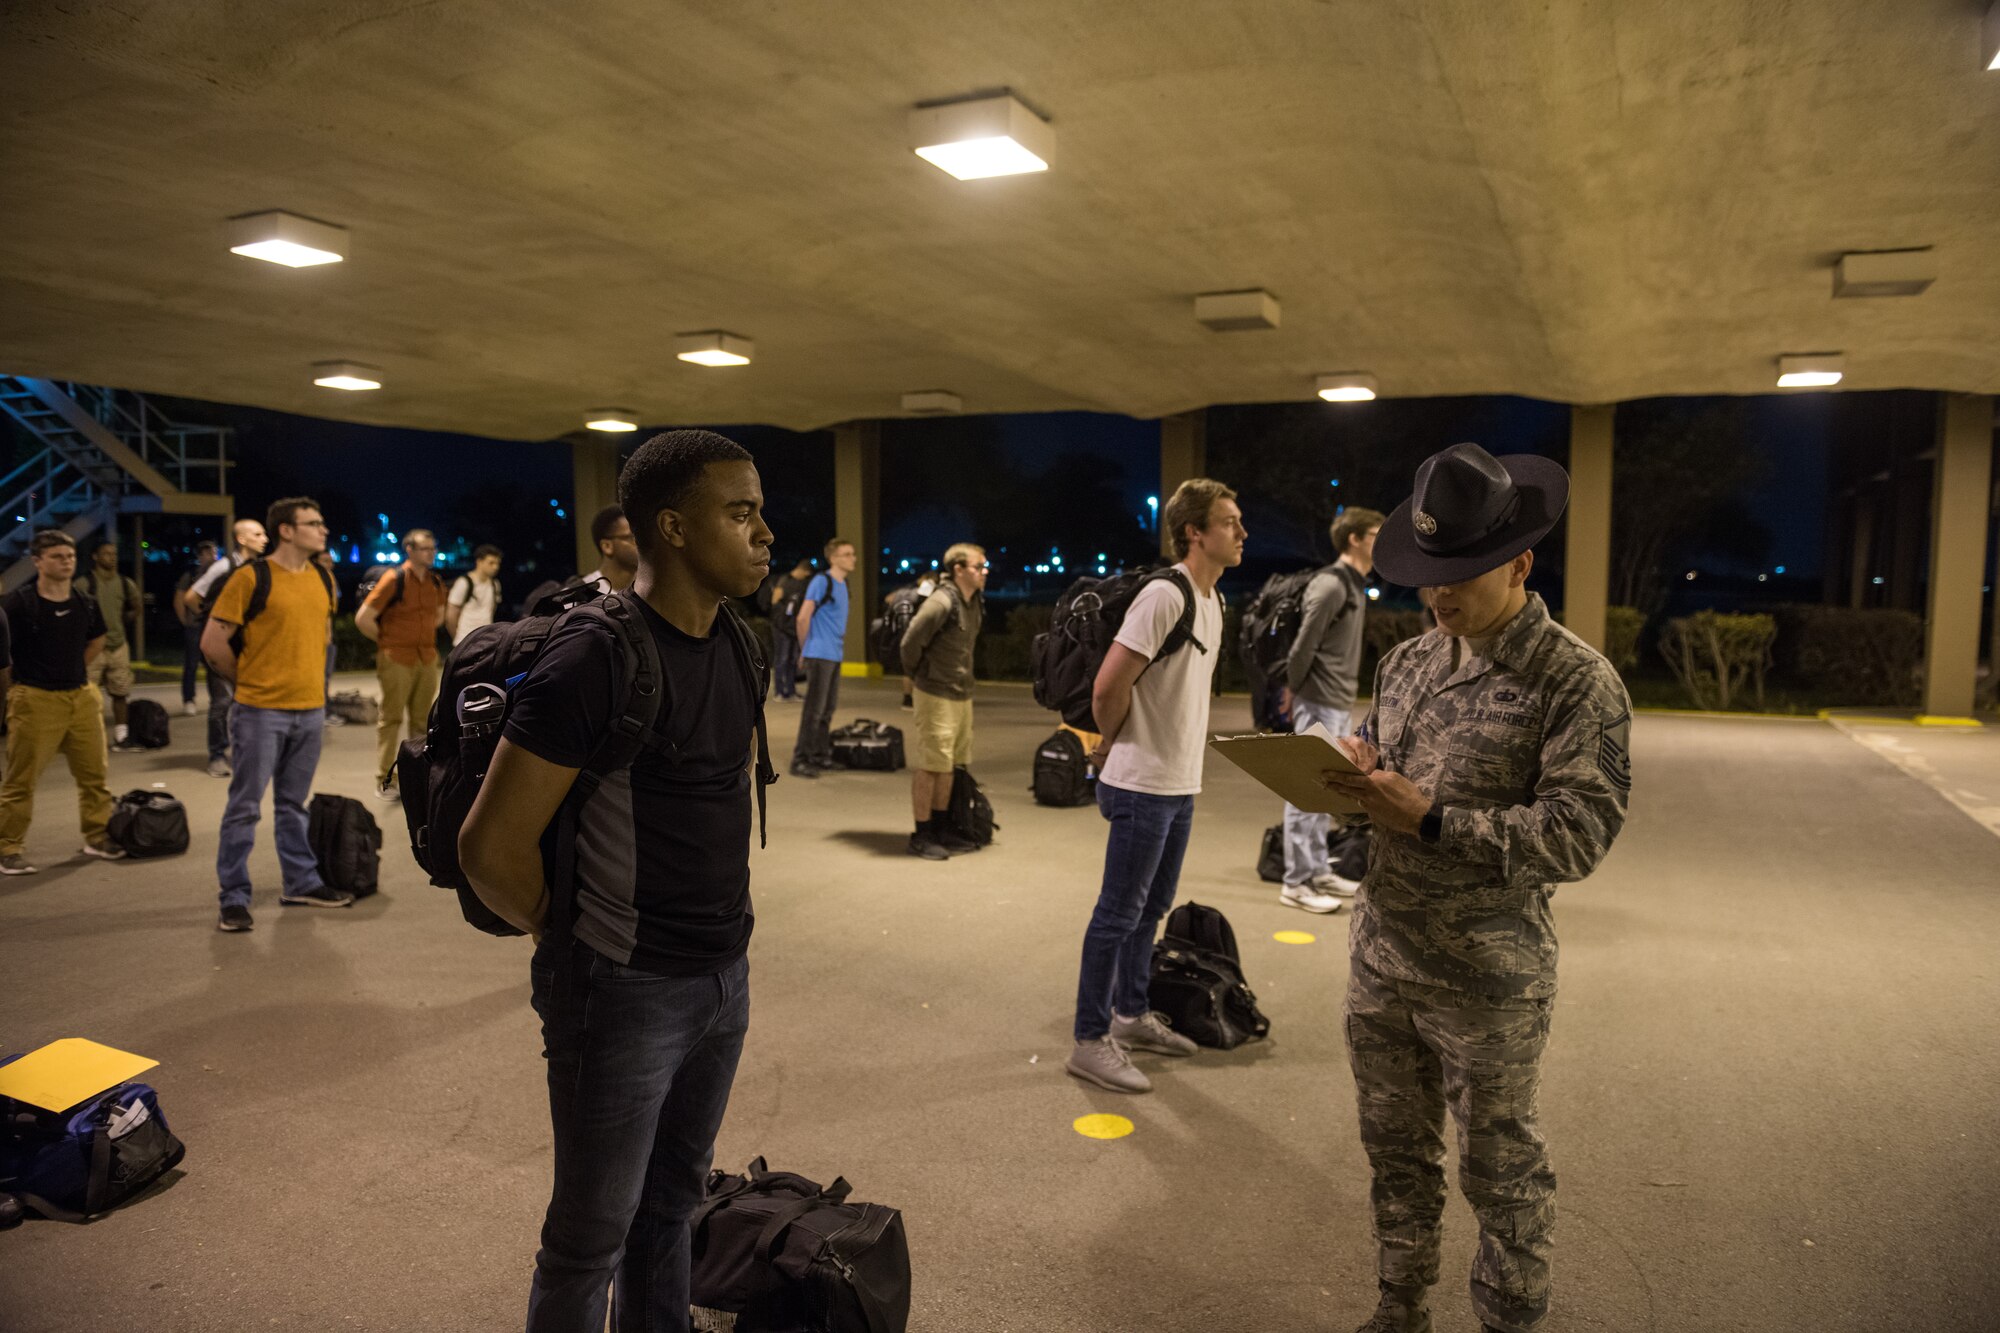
[1073,780,1195,1042]
[216,704,326,908]
[527,938,750,1333]
[791,657,840,767]
[206,668,234,762]
[769,624,800,700]
[181,627,202,705]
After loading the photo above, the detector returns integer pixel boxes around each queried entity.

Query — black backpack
[946,767,996,847]
[106,789,189,858]
[397,586,774,937]
[1030,728,1094,807]
[868,584,929,668]
[355,564,403,608]
[1256,825,1285,883]
[1148,902,1270,1050]
[775,576,808,625]
[308,794,382,899]
[125,699,171,749]
[691,1157,911,1333]
[1030,566,1205,731]
[829,719,905,771]
[1237,565,1334,679]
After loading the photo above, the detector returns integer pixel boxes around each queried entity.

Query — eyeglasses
[406,542,436,551]
[965,563,991,572]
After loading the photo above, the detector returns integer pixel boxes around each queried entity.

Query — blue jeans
[769,625,800,699]
[527,939,750,1333]
[206,668,234,762]
[1282,699,1351,885]
[1073,780,1195,1042]
[216,704,326,908]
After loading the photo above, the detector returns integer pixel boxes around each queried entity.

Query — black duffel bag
[829,719,904,772]
[106,789,189,858]
[691,1157,910,1333]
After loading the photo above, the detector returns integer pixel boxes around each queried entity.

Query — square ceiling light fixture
[901,391,963,415]
[311,360,382,391]
[1834,249,1936,298]
[1316,373,1379,402]
[910,92,1054,180]
[1776,353,1844,389]
[229,210,348,267]
[1985,1,2000,69]
[585,409,639,432]
[675,331,754,367]
[1195,290,1281,332]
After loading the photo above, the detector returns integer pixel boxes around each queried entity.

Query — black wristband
[1419,802,1445,845]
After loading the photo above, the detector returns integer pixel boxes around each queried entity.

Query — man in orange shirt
[356,528,446,800]
[201,497,344,931]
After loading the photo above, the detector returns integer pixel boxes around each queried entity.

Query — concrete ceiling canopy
[0,0,1995,439]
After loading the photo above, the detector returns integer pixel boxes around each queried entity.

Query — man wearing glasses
[357,528,447,800]
[897,542,987,859]
[201,498,346,930]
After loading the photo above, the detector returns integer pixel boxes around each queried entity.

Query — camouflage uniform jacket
[1353,593,1631,999]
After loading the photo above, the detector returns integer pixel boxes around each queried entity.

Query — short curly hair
[618,430,754,552]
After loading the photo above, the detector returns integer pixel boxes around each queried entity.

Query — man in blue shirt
[789,537,854,778]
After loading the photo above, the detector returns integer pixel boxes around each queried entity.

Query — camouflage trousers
[1343,960,1556,1333]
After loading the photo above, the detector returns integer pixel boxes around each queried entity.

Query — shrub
[1658,611,1775,710]
[1767,605,1923,707]
[1604,606,1644,674]
[332,615,373,672]
[978,603,1049,682]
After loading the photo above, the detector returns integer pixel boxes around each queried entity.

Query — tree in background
[1611,401,1771,618]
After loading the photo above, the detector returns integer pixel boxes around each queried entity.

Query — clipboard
[1208,724,1367,816]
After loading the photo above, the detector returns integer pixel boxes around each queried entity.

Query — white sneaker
[181,700,199,716]
[1310,871,1361,899]
[1280,884,1344,914]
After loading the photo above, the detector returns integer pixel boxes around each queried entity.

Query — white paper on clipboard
[1207,722,1367,816]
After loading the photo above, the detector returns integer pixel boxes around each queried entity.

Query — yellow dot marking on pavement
[1073,1114,1134,1140]
[1273,930,1317,944]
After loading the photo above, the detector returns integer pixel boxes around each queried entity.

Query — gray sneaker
[0,853,39,876]
[207,757,231,779]
[1111,1009,1198,1057]
[280,885,355,908]
[1065,1036,1152,1094]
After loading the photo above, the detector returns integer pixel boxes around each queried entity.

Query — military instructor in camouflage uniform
[1324,442,1633,1333]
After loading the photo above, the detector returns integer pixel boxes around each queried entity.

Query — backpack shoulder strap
[718,600,777,848]
[385,567,407,611]
[1156,567,1207,656]
[312,561,336,614]
[242,559,274,627]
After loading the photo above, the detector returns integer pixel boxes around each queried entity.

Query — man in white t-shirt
[1066,478,1246,1095]
[183,517,268,778]
[446,544,503,646]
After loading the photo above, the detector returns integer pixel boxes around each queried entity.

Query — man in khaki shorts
[79,539,142,750]
[898,542,987,860]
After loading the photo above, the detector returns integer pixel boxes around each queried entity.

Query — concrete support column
[1922,394,1994,720]
[570,432,621,577]
[1159,410,1206,558]
[1565,404,1615,654]
[1848,494,1876,609]
[834,420,880,673]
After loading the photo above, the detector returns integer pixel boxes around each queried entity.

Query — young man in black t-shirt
[0,530,123,873]
[461,430,774,1333]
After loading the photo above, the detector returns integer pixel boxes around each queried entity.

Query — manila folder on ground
[1207,726,1366,816]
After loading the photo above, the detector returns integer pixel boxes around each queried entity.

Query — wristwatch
[1418,802,1445,846]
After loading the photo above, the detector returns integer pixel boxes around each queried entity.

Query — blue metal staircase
[0,377,234,592]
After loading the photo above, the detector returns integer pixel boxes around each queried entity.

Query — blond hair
[1164,478,1237,559]
[941,542,985,574]
[823,537,854,561]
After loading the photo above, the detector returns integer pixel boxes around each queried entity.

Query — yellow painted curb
[838,662,884,678]
[1073,1114,1134,1140]
[1273,930,1317,945]
[1915,715,1984,728]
